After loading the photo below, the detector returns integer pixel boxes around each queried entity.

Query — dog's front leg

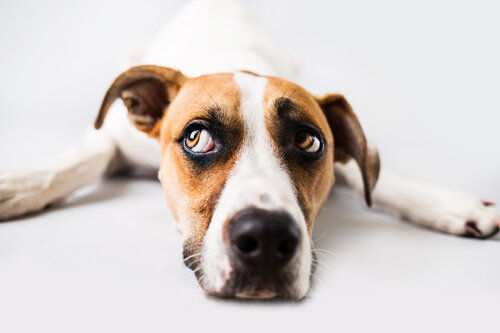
[335,146,500,239]
[0,130,118,220]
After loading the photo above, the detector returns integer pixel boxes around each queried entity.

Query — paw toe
[462,221,499,239]
[463,221,482,238]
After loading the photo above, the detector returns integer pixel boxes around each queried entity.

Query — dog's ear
[317,93,380,206]
[94,65,187,138]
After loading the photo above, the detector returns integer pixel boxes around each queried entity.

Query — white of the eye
[191,129,214,153]
[305,136,320,153]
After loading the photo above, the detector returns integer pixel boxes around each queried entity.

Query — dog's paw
[404,189,500,239]
[461,201,500,239]
[0,170,55,220]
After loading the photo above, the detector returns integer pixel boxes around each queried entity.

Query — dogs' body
[1,0,499,299]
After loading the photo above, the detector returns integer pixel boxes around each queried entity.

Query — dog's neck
[136,0,295,80]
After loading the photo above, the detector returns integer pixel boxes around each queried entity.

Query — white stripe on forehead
[232,72,282,176]
[233,72,267,127]
[214,71,299,216]
[228,71,302,218]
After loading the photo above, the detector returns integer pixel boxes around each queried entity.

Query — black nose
[229,208,301,269]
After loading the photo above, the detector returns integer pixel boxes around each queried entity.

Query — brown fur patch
[263,77,335,233]
[158,73,244,241]
[316,93,380,206]
[95,65,186,137]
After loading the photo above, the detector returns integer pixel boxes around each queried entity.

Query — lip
[235,289,278,299]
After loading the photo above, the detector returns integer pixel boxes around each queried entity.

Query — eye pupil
[295,131,308,144]
[186,129,200,148]
[295,131,313,148]
[295,130,321,153]
[189,130,199,141]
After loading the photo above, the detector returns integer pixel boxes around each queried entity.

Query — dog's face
[96,66,379,299]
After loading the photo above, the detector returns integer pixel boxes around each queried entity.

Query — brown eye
[295,130,321,153]
[186,129,200,148]
[185,129,214,153]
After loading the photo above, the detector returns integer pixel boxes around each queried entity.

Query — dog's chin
[194,267,307,300]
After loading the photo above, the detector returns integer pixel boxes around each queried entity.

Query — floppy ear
[317,93,380,206]
[94,65,187,138]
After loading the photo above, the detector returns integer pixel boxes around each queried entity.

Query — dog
[1,0,499,300]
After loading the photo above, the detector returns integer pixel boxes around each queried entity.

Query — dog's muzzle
[196,167,312,299]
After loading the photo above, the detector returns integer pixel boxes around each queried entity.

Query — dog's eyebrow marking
[275,96,296,114]
[273,95,304,120]
[274,86,298,111]
[273,96,314,125]
[272,91,322,131]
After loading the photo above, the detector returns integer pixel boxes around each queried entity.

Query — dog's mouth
[200,270,297,299]
[184,247,305,300]
[212,263,299,299]
[235,290,277,299]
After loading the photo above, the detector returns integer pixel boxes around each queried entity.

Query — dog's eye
[185,129,214,153]
[295,130,321,153]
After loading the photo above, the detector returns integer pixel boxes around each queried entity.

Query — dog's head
[95,66,380,299]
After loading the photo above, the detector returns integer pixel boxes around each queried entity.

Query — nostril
[236,235,259,254]
[277,237,298,258]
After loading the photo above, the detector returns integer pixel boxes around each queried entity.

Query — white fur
[0,130,116,219]
[201,72,311,298]
[335,152,500,236]
[100,101,160,174]
[140,0,297,79]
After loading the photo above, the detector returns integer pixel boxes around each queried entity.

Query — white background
[0,0,499,332]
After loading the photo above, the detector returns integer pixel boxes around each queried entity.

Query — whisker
[311,258,334,271]
[151,229,179,240]
[183,252,202,263]
[185,258,201,266]
[311,262,332,274]
[311,271,326,288]
[197,273,207,289]
[312,228,328,243]
[165,245,183,263]
[192,266,204,274]
[311,248,337,257]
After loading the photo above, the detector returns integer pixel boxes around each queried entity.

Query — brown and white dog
[1,0,499,299]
